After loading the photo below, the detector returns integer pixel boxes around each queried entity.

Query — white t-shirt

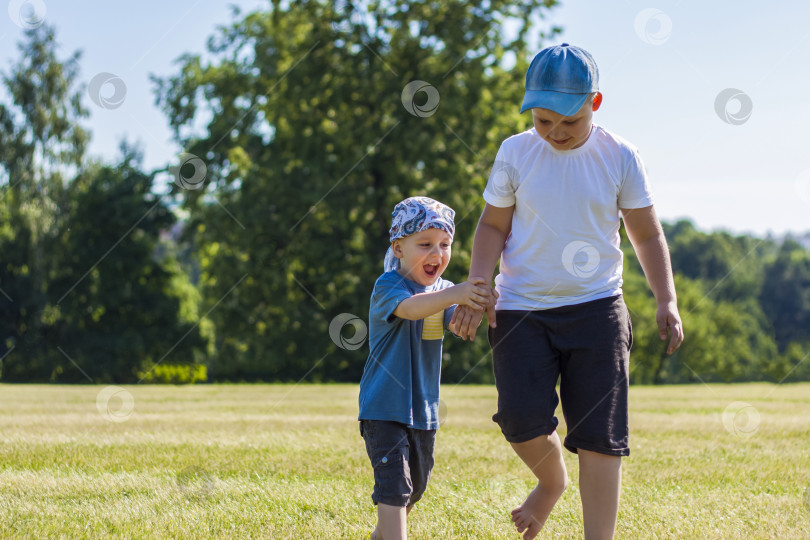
[483,124,654,310]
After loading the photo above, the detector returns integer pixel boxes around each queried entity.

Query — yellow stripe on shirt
[422,311,445,341]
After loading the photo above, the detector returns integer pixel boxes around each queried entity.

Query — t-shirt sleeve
[483,144,518,208]
[618,147,655,209]
[370,274,412,325]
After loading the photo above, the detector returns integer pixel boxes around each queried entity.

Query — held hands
[452,277,491,311]
[658,300,684,354]
[448,277,498,341]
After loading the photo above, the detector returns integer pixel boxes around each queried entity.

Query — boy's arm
[394,278,490,321]
[621,205,684,354]
[450,204,514,340]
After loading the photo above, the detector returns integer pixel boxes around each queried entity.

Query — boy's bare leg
[370,504,410,540]
[578,449,621,540]
[509,431,569,539]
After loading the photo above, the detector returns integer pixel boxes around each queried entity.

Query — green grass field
[1,383,809,539]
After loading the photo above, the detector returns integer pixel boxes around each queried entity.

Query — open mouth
[423,264,438,277]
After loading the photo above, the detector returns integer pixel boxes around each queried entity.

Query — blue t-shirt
[358,271,456,430]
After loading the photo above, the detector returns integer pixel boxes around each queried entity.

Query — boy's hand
[487,286,499,311]
[657,301,684,354]
[452,277,490,311]
[449,305,483,340]
[449,284,498,340]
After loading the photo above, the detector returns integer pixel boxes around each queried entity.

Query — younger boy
[451,44,684,539]
[358,196,493,540]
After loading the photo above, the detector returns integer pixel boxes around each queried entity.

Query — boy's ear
[392,240,403,258]
[592,92,603,112]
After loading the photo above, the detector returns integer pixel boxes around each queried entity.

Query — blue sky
[1,0,808,236]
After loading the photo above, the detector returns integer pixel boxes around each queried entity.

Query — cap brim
[520,90,589,116]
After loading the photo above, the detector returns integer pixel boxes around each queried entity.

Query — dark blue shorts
[488,295,632,456]
[359,420,436,507]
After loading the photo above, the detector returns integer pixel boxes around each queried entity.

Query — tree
[154,0,560,381]
[0,27,208,382]
[760,239,810,351]
[665,220,772,305]
[0,25,88,378]
[42,145,209,383]
[623,247,779,384]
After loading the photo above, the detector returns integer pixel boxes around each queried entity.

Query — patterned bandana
[384,196,455,272]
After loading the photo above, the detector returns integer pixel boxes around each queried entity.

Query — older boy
[358,196,494,540]
[452,44,684,539]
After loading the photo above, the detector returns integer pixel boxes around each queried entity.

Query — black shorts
[488,295,632,456]
[359,420,436,507]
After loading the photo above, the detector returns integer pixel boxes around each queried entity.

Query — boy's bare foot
[507,434,568,539]
[511,484,548,539]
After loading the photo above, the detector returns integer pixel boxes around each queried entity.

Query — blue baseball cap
[520,43,599,116]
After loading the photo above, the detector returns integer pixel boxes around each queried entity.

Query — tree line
[1,2,807,385]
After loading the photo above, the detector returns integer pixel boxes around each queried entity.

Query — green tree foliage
[665,220,769,304]
[0,25,88,379]
[0,27,207,382]
[624,220,808,384]
[42,148,208,383]
[760,239,810,350]
[624,268,779,384]
[154,0,560,382]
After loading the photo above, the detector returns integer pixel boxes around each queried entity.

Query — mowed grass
[1,383,809,539]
